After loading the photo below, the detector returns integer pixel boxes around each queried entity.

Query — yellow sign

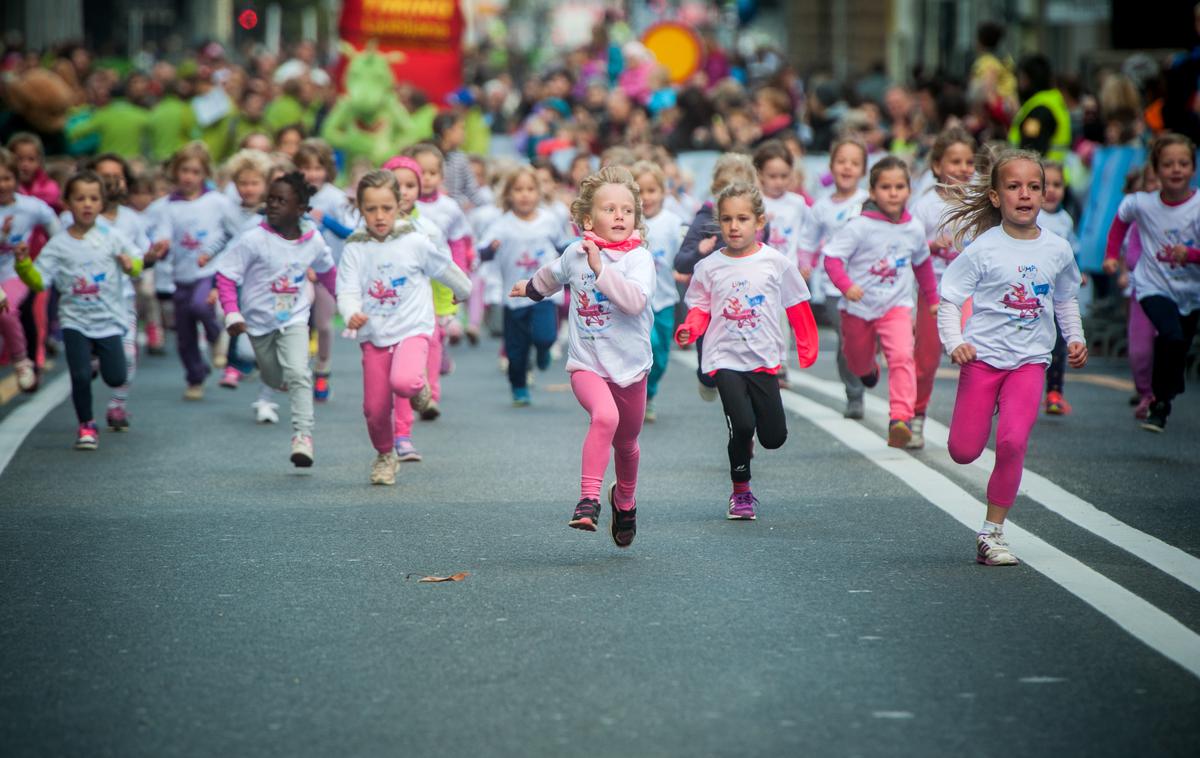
[642,22,702,83]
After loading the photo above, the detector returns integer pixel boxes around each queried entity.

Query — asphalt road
[1,326,1198,757]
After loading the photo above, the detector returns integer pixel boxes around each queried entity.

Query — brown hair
[6,132,44,159]
[928,126,977,181]
[868,155,910,189]
[1149,132,1196,171]
[167,141,213,181]
[0,147,17,177]
[498,165,540,212]
[294,138,337,183]
[355,169,401,206]
[943,148,1044,248]
[570,165,646,238]
[403,142,445,170]
[64,170,106,204]
[709,152,756,197]
[713,181,766,221]
[752,140,793,172]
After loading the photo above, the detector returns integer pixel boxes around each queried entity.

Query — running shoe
[75,422,99,451]
[14,359,37,392]
[370,452,399,485]
[887,419,912,448]
[843,397,864,420]
[698,381,718,402]
[568,498,601,531]
[183,384,204,401]
[313,372,331,402]
[1141,401,1169,433]
[608,482,636,548]
[410,383,432,413]
[290,434,314,467]
[394,436,422,462]
[860,365,880,389]
[1133,395,1153,420]
[643,399,657,423]
[512,388,531,407]
[905,415,925,450]
[1044,390,1071,415]
[976,531,1020,566]
[465,325,480,346]
[253,399,279,424]
[727,490,758,520]
[106,404,130,432]
[146,322,166,355]
[219,366,240,389]
[420,400,441,420]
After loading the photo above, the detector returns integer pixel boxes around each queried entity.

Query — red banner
[338,0,464,105]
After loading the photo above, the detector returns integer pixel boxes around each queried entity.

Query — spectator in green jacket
[148,80,197,162]
[66,73,152,159]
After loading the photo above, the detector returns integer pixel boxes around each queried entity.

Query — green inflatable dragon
[321,41,419,168]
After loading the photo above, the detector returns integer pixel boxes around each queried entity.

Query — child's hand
[1101,258,1120,275]
[950,343,977,365]
[13,242,29,261]
[581,238,602,274]
[675,327,690,345]
[206,288,219,306]
[1067,341,1088,369]
[799,265,812,279]
[1117,270,1129,289]
[509,280,529,299]
[150,239,170,261]
[227,320,247,337]
[929,302,940,314]
[347,312,369,330]
[116,254,133,274]
[1171,243,1189,264]
[306,267,317,283]
[698,236,718,256]
[197,253,211,268]
[310,209,324,224]
[844,284,864,302]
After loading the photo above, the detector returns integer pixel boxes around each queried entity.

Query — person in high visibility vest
[1009,54,1071,172]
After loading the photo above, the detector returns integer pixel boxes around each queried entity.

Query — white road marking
[0,373,70,478]
[785,368,1200,594]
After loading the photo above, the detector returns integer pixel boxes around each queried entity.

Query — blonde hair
[355,169,401,206]
[570,166,646,238]
[712,181,765,221]
[943,148,1044,248]
[267,152,296,183]
[709,153,756,196]
[224,149,272,184]
[630,160,666,191]
[499,165,540,212]
[168,141,213,181]
[928,126,977,180]
[829,136,868,170]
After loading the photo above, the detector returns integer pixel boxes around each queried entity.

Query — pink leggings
[361,336,430,453]
[570,370,646,510]
[915,295,973,416]
[1127,290,1155,398]
[0,277,29,362]
[841,306,915,421]
[948,360,1045,507]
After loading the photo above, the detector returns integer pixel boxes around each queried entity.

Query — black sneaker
[607,482,636,548]
[1141,400,1169,433]
[569,498,601,531]
[860,366,880,388]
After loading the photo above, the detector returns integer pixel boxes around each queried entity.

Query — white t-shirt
[686,244,811,374]
[478,208,572,309]
[799,189,867,297]
[940,225,1081,369]
[909,188,963,279]
[309,182,352,263]
[62,207,150,301]
[762,191,812,266]
[141,196,175,294]
[1117,191,1200,314]
[33,225,138,339]
[417,193,472,243]
[160,190,244,284]
[821,210,928,320]
[543,242,655,386]
[644,209,685,312]
[0,194,60,281]
[216,222,334,337]
[336,226,454,348]
[1038,207,1077,252]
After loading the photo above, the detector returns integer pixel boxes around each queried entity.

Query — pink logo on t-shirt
[575,289,609,327]
[869,257,902,284]
[1001,282,1043,321]
[367,279,400,307]
[515,251,540,272]
[721,294,762,330]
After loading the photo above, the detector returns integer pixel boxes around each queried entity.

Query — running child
[337,170,471,485]
[0,146,60,391]
[216,172,336,467]
[796,137,869,419]
[632,159,684,422]
[939,148,1086,566]
[1036,160,1080,416]
[295,138,351,401]
[478,165,573,406]
[10,133,62,371]
[1103,132,1200,433]
[908,126,977,446]
[510,166,655,548]
[755,140,814,271]
[675,182,818,520]
[14,171,142,449]
[822,155,939,447]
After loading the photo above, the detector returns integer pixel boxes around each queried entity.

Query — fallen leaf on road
[412,572,469,583]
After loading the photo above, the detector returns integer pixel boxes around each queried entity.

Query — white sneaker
[290,434,314,467]
[370,452,399,485]
[14,359,37,391]
[410,382,432,412]
[498,355,509,373]
[906,416,925,450]
[698,381,718,402]
[976,531,1020,566]
[253,399,279,424]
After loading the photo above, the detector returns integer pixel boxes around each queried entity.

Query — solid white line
[784,366,1200,594]
[0,373,70,478]
[771,376,1200,679]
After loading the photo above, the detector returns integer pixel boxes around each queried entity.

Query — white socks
[979,520,1005,536]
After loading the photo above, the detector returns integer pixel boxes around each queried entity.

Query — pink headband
[382,155,423,196]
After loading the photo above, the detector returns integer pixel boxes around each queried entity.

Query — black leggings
[1138,295,1200,405]
[715,369,788,483]
[63,328,126,423]
[1046,323,1066,394]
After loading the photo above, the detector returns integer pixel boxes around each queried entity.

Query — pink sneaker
[1134,395,1153,420]
[219,366,240,389]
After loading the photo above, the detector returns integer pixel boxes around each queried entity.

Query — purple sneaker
[727,491,758,521]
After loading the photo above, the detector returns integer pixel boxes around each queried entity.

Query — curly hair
[224,149,272,184]
[570,165,646,239]
[272,171,316,210]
